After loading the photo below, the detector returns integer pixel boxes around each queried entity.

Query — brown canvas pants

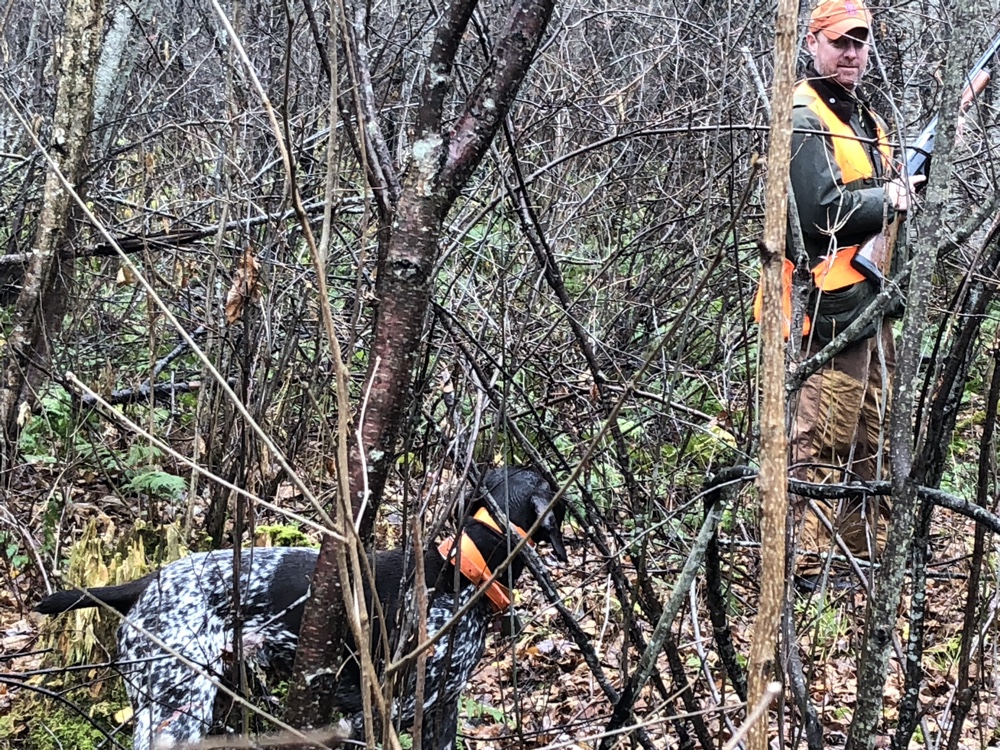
[790,320,894,577]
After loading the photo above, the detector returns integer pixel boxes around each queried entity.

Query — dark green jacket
[789,66,895,342]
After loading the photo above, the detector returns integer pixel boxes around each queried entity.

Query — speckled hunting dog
[36,467,567,750]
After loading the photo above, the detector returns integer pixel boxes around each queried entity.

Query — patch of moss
[254,524,317,548]
[0,713,24,750]
[7,704,120,750]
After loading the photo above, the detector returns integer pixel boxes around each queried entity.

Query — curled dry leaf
[116,263,136,286]
[225,248,261,325]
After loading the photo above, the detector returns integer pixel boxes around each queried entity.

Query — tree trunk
[284,0,555,732]
[0,0,105,481]
[847,1,979,745]
[746,0,797,745]
[91,0,156,155]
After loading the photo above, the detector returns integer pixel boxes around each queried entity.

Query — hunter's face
[807,27,870,90]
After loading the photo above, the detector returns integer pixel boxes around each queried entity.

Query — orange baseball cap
[809,0,872,39]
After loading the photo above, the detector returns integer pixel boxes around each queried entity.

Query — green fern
[122,469,186,500]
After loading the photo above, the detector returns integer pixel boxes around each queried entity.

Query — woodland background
[2,0,1000,747]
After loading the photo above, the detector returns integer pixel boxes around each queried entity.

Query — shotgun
[853,30,1000,281]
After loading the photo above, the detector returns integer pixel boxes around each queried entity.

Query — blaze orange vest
[753,81,892,339]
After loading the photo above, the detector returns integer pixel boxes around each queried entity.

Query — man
[780,0,923,589]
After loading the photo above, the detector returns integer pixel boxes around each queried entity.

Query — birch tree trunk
[91,0,156,155]
[0,0,106,480]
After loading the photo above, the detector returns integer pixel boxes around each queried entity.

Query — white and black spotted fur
[36,467,567,750]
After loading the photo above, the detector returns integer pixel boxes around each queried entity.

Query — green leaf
[122,470,186,501]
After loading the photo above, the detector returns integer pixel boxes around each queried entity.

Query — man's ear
[805,31,819,56]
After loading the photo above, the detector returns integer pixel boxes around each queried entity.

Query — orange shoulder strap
[438,534,511,612]
[436,507,534,613]
[471,507,534,546]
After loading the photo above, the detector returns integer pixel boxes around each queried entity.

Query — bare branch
[440,0,555,199]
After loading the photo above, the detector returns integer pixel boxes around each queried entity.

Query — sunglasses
[820,31,869,50]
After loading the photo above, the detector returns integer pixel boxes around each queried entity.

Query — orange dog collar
[437,508,533,613]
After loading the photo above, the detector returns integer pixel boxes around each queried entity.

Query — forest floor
[455,496,999,749]
[1,464,998,749]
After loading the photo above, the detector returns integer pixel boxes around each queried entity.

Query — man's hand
[885,174,927,212]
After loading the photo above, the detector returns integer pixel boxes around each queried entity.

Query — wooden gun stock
[961,68,991,110]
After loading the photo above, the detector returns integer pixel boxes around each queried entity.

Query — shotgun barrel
[904,31,1000,178]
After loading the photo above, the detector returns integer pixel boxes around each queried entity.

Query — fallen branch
[704,466,756,701]
[67,326,211,407]
[703,465,1000,542]
[0,201,337,268]
[79,380,202,407]
[151,325,207,378]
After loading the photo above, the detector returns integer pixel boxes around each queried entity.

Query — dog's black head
[430,466,568,599]
[476,466,568,563]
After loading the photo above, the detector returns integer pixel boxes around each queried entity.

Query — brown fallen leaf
[225,247,261,325]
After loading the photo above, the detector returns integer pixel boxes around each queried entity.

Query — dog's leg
[118,586,226,750]
[422,696,460,750]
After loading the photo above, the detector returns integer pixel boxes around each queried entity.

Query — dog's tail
[35,575,154,615]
